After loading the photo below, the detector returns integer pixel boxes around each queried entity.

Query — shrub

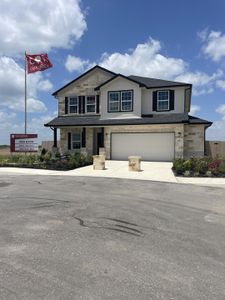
[173,159,184,175]
[172,157,225,177]
[208,159,223,170]
[183,160,191,171]
[68,153,93,169]
[218,162,225,174]
[195,159,208,175]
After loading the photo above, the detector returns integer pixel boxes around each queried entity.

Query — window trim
[69,96,79,114]
[156,90,170,112]
[86,95,96,114]
[108,90,133,113]
[71,132,81,150]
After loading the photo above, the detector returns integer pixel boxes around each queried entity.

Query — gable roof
[128,75,191,89]
[52,65,192,97]
[95,71,191,91]
[52,65,116,96]
[94,73,146,90]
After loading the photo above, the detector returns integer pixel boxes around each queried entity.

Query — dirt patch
[0,147,10,155]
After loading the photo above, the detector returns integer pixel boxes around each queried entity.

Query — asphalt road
[0,175,225,300]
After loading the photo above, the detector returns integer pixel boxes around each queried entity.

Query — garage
[111,132,175,161]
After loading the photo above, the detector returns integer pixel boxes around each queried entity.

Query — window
[69,97,78,114]
[86,95,96,113]
[121,91,133,111]
[108,91,120,112]
[157,90,169,111]
[72,132,81,149]
[108,90,133,112]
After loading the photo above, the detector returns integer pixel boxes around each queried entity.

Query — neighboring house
[44,65,212,161]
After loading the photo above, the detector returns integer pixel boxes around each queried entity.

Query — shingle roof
[94,73,191,91]
[44,113,212,127]
[128,75,191,89]
[52,65,192,96]
[188,115,212,124]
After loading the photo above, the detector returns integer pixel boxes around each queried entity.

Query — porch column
[82,127,86,147]
[101,127,104,147]
[53,128,57,147]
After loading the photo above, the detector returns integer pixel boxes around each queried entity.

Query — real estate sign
[10,134,38,152]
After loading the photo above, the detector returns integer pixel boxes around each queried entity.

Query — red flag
[26,53,53,74]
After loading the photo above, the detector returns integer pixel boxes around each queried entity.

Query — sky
[1,0,225,144]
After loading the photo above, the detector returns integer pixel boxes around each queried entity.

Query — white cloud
[216,80,225,90]
[216,104,225,119]
[175,70,223,95]
[99,38,187,79]
[0,111,16,129]
[0,0,87,55]
[94,37,223,96]
[37,79,53,92]
[0,56,50,112]
[28,98,47,113]
[65,55,92,72]
[202,31,225,61]
[190,105,200,115]
[197,28,209,42]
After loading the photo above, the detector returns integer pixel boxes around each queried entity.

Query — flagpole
[25,51,27,134]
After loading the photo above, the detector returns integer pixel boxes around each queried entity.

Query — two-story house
[44,65,212,161]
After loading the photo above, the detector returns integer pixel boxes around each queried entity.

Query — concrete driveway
[67,160,177,182]
[0,175,225,299]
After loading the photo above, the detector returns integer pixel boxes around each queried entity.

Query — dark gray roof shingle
[128,75,191,88]
[44,113,211,127]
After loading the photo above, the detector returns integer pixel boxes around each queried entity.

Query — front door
[97,132,104,154]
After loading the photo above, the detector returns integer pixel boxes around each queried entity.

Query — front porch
[54,127,105,156]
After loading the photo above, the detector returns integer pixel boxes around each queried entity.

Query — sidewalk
[1,161,225,188]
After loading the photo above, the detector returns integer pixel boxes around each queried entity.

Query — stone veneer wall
[183,124,205,158]
[59,124,206,159]
[60,127,93,155]
[104,124,185,160]
[57,70,113,116]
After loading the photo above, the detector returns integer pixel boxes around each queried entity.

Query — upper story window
[108,92,120,112]
[121,91,133,111]
[69,97,79,114]
[108,90,133,112]
[66,95,99,115]
[152,90,174,112]
[86,95,96,113]
[157,90,169,111]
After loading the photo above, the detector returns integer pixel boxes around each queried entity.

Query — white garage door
[111,133,175,161]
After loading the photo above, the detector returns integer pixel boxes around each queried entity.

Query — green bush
[218,162,225,174]
[195,159,208,174]
[173,157,225,177]
[173,158,184,175]
[183,160,191,171]
[68,153,93,169]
